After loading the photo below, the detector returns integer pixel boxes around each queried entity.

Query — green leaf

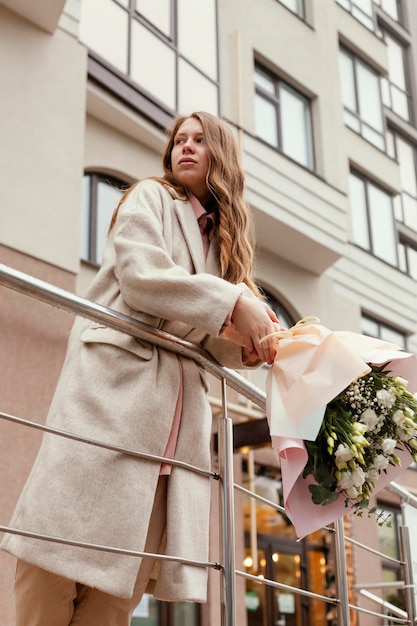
[308,484,340,506]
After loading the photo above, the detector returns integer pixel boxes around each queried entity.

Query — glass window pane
[357,62,383,132]
[96,182,123,264]
[135,0,171,37]
[398,240,407,272]
[178,0,217,80]
[349,174,370,249]
[391,87,409,120]
[352,7,374,30]
[339,50,357,112]
[79,0,128,73]
[380,325,406,348]
[393,194,403,222]
[255,67,276,96]
[396,136,417,197]
[407,246,417,281]
[80,175,91,261]
[131,22,176,109]
[254,94,278,148]
[344,110,361,133]
[280,84,313,168]
[278,0,304,17]
[361,315,379,337]
[368,184,397,264]
[178,59,218,115]
[386,34,406,90]
[402,195,417,231]
[131,594,159,624]
[362,125,385,151]
[381,0,400,21]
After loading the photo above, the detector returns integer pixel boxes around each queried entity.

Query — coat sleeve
[201,334,262,370]
[112,180,244,337]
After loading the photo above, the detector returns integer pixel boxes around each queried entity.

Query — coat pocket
[80,322,154,361]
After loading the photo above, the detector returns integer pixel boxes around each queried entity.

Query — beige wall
[0,3,86,274]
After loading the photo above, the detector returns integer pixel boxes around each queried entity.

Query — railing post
[217,377,236,626]
[399,525,417,624]
[333,518,351,626]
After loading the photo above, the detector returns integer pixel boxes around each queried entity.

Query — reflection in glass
[278,0,304,18]
[368,185,396,265]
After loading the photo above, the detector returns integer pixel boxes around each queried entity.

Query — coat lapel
[174,200,206,273]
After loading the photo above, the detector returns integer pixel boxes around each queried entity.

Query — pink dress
[159,194,214,475]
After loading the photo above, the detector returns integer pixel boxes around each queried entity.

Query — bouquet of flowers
[303,364,417,516]
[263,319,417,539]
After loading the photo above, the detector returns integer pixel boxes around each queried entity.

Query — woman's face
[171,117,210,204]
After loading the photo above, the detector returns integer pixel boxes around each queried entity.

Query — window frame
[349,170,398,265]
[339,46,386,151]
[254,62,315,170]
[80,0,220,127]
[361,313,407,348]
[379,24,413,124]
[82,172,130,267]
[336,0,376,31]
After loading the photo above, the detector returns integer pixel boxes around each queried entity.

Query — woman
[2,112,279,625]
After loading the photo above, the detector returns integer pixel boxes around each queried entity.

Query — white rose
[382,438,397,455]
[361,408,379,430]
[371,454,389,471]
[392,410,406,426]
[335,444,354,463]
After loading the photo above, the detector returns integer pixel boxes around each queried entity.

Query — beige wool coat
[1,180,256,602]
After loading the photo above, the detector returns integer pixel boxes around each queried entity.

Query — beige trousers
[14,476,168,626]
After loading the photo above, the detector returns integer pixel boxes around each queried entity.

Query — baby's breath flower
[305,363,417,522]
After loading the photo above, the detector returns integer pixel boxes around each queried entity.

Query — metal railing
[0,262,416,626]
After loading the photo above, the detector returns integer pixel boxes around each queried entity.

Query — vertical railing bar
[399,523,416,624]
[334,518,351,626]
[217,377,236,626]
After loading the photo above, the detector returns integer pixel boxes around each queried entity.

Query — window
[241,461,328,626]
[79,0,219,123]
[348,171,397,265]
[336,0,375,31]
[374,0,403,23]
[387,131,417,233]
[361,314,407,348]
[339,47,385,150]
[131,596,199,625]
[398,238,417,280]
[277,0,304,18]
[376,505,406,613]
[81,173,129,266]
[379,27,411,122]
[254,64,314,169]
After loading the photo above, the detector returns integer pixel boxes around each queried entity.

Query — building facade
[1,0,417,624]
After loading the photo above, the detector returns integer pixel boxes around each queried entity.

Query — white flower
[381,438,397,455]
[376,388,396,409]
[392,410,406,426]
[346,486,361,499]
[371,454,390,471]
[334,444,354,463]
[366,468,379,484]
[361,408,379,430]
[338,470,354,490]
[394,376,409,388]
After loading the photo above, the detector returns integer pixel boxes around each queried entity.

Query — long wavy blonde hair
[109,111,261,296]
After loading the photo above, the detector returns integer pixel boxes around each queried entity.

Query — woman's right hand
[230,295,280,365]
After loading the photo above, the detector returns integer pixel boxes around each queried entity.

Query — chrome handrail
[1,262,417,626]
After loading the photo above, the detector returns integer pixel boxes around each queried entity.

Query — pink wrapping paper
[265,322,417,539]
